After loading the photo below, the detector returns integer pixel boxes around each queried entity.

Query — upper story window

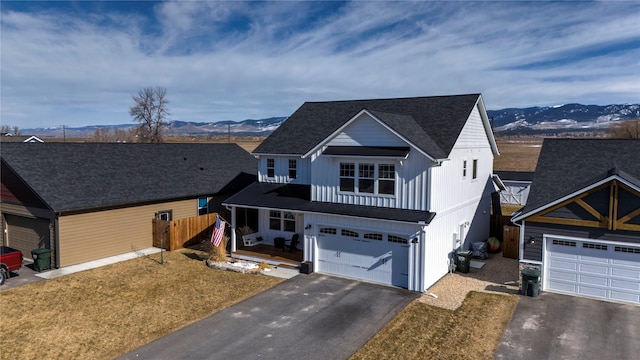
[288,159,297,179]
[266,158,275,178]
[340,163,355,192]
[463,160,467,178]
[340,162,395,195]
[359,163,375,193]
[472,159,478,180]
[378,164,395,195]
[197,197,208,215]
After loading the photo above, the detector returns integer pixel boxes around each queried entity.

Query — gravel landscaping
[418,250,520,310]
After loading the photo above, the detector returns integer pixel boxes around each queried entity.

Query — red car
[0,246,23,285]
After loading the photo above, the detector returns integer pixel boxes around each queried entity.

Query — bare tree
[129,87,170,143]
[12,126,21,136]
[608,119,640,139]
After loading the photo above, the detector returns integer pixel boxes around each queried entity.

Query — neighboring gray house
[224,94,500,292]
[513,139,640,305]
[1,143,256,267]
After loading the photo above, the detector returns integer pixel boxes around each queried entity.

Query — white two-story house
[224,94,499,292]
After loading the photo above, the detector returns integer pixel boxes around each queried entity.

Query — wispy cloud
[1,1,639,128]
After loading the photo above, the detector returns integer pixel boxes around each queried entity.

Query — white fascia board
[512,174,640,222]
[252,153,303,158]
[476,95,500,156]
[302,109,444,163]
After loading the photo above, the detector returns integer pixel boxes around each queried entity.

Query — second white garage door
[316,227,409,288]
[545,236,640,304]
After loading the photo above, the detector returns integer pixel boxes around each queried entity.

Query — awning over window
[322,146,410,157]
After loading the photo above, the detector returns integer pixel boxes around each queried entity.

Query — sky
[1,1,639,129]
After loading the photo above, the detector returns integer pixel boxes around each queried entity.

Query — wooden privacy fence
[153,213,218,251]
[490,214,519,259]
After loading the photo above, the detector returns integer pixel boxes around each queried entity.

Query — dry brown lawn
[494,137,543,172]
[351,292,518,360]
[0,249,282,359]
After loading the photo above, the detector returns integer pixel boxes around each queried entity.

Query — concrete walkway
[35,247,162,280]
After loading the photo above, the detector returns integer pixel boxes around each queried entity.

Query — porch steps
[232,251,300,269]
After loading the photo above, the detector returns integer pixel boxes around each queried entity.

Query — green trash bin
[521,268,540,297]
[455,250,472,274]
[31,248,51,272]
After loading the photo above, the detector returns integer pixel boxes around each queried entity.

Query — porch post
[230,206,237,252]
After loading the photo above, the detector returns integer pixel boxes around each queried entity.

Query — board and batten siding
[423,196,491,289]
[429,105,494,213]
[309,113,431,211]
[57,199,196,267]
[258,156,310,184]
[522,221,640,263]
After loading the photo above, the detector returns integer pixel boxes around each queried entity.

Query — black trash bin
[455,250,473,273]
[31,248,51,272]
[521,268,540,297]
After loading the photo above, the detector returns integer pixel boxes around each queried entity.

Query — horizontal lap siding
[523,221,640,262]
[58,199,195,267]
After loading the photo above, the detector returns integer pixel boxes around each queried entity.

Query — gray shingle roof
[254,94,482,159]
[1,143,257,213]
[224,182,435,224]
[521,139,640,214]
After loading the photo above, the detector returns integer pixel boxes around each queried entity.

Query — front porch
[232,243,303,268]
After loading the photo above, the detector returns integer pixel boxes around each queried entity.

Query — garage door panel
[579,286,608,299]
[610,291,640,303]
[611,278,640,291]
[545,236,640,305]
[548,269,577,282]
[548,258,578,271]
[579,263,609,276]
[578,274,608,287]
[611,267,640,281]
[580,255,609,264]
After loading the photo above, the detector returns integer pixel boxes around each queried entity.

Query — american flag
[211,216,226,247]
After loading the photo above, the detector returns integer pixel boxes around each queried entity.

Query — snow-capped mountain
[489,103,640,134]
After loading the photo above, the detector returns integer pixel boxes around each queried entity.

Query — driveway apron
[495,292,640,360]
[119,273,418,360]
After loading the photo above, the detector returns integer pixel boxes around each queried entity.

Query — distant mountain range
[21,103,640,138]
[489,103,640,135]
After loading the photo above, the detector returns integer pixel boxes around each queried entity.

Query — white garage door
[316,227,409,288]
[545,237,640,304]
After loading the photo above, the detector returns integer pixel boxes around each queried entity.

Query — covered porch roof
[223,182,436,225]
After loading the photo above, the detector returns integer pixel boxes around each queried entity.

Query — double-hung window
[340,163,355,192]
[288,159,297,179]
[339,162,395,195]
[462,160,467,178]
[358,164,375,193]
[266,158,275,178]
[378,164,395,195]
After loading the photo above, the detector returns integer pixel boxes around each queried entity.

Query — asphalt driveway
[495,292,640,360]
[118,273,418,360]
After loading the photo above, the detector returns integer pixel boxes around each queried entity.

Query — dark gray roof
[254,94,483,159]
[521,139,640,215]
[494,171,534,182]
[1,143,257,213]
[224,182,436,224]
